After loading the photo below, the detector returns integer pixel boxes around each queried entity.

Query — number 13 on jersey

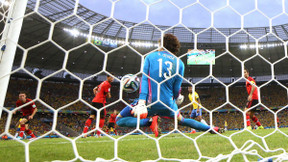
[158,58,173,79]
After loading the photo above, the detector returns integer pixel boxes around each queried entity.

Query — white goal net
[0,0,288,161]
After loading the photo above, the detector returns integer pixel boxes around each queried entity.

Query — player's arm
[93,86,99,95]
[105,85,111,99]
[14,102,19,114]
[248,80,256,101]
[29,103,37,120]
[133,56,150,119]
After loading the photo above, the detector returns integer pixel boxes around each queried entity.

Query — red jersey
[246,77,258,100]
[16,98,37,116]
[92,80,111,104]
[109,113,117,123]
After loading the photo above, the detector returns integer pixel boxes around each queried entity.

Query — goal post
[0,0,28,119]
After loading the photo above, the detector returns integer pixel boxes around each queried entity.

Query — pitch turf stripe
[1,129,287,147]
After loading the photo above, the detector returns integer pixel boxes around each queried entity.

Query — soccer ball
[121,74,140,93]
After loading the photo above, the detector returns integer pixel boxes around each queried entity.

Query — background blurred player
[82,74,114,137]
[14,92,37,140]
[277,116,279,128]
[188,87,208,134]
[14,118,26,139]
[118,34,223,137]
[224,120,228,131]
[108,110,118,135]
[244,68,264,130]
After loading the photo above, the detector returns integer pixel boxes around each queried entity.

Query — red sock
[83,118,93,133]
[19,125,25,137]
[97,118,105,136]
[246,114,251,126]
[25,129,36,138]
[252,116,261,126]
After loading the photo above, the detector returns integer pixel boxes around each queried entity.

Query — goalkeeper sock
[116,117,150,127]
[19,124,25,137]
[83,118,93,133]
[25,129,36,138]
[179,118,210,131]
[246,114,251,126]
[252,116,261,126]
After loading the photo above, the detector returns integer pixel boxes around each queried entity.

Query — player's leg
[163,102,210,131]
[25,124,36,139]
[174,104,223,133]
[108,123,112,134]
[15,128,20,138]
[83,102,101,136]
[197,108,208,125]
[245,101,252,130]
[96,108,106,137]
[157,102,222,133]
[116,105,160,137]
[114,127,118,135]
[189,109,197,134]
[116,106,151,127]
[83,113,96,136]
[179,114,224,133]
[246,100,263,130]
[178,113,211,131]
[18,118,28,139]
[277,117,280,128]
[113,124,117,135]
[15,120,20,138]
[249,104,263,129]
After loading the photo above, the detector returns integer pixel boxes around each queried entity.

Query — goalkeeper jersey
[139,51,184,107]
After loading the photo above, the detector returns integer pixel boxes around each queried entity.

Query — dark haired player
[244,68,264,130]
[82,74,114,137]
[15,92,37,140]
[117,34,224,137]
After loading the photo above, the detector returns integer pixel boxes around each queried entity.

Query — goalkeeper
[116,34,224,137]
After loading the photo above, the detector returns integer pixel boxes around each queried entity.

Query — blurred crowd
[0,78,287,137]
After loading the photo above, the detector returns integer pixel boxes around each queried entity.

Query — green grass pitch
[1,128,287,162]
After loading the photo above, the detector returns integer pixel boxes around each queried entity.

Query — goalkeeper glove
[131,99,148,119]
[175,94,184,105]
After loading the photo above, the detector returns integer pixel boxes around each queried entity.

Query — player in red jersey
[14,92,37,140]
[276,116,280,128]
[82,74,114,137]
[108,110,118,135]
[244,68,264,130]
